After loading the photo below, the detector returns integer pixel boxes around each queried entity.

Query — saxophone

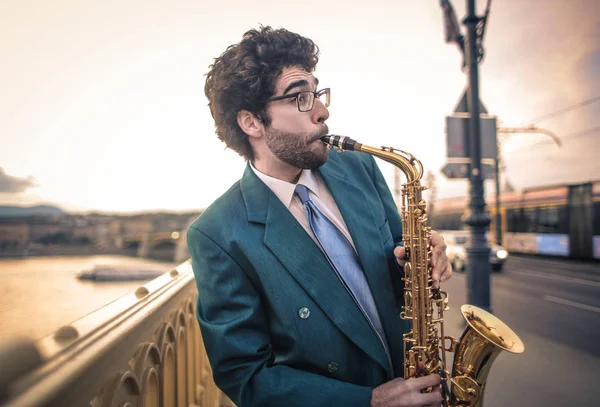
[320,135,524,407]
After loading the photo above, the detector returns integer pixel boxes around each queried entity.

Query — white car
[443,233,508,272]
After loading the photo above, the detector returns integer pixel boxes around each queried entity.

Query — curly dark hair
[204,25,320,161]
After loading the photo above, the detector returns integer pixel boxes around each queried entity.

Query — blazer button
[298,307,310,319]
[327,362,338,372]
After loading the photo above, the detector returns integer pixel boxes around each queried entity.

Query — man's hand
[371,375,442,407]
[394,230,452,289]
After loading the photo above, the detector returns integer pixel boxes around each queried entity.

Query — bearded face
[264,126,329,170]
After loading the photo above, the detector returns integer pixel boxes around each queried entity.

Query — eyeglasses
[267,88,331,112]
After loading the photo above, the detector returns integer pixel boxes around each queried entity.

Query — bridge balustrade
[0,261,234,407]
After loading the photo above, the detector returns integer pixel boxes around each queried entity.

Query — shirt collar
[249,162,320,208]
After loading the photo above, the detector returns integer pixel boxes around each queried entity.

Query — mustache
[309,125,329,142]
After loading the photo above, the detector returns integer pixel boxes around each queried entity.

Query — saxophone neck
[320,135,423,183]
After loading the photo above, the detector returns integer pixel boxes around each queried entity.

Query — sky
[1,0,599,214]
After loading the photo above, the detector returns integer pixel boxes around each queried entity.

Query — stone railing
[0,260,234,407]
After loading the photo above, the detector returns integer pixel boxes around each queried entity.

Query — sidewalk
[508,254,600,279]
[442,294,600,406]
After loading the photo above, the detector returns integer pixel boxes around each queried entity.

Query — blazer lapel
[319,155,407,376]
[240,164,391,374]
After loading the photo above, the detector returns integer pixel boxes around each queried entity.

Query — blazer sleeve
[187,226,373,407]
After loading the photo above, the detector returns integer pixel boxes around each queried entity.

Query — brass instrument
[320,135,524,407]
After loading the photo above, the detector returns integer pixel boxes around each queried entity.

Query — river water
[0,255,178,340]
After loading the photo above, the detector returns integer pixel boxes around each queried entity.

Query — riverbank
[0,245,136,259]
[0,255,178,339]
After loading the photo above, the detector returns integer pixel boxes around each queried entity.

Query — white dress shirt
[250,163,357,251]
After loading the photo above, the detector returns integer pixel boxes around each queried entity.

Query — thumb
[394,245,406,262]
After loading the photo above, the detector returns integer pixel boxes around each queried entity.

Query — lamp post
[463,0,492,312]
[440,0,494,312]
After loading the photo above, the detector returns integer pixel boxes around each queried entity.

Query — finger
[422,384,444,407]
[430,231,446,250]
[430,248,439,268]
[394,245,406,261]
[430,233,447,269]
[430,238,445,270]
[434,253,447,278]
[407,374,441,391]
[430,250,442,284]
[414,389,443,407]
[440,262,453,282]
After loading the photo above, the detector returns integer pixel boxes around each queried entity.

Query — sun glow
[1,0,598,212]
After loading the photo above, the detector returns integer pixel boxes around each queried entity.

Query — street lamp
[440,0,493,312]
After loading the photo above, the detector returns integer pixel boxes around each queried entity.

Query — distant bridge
[119,230,190,263]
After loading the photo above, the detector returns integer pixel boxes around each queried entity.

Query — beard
[265,126,329,170]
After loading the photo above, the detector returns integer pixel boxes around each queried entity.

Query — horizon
[0,202,203,217]
[2,0,599,213]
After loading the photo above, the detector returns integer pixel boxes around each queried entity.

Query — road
[440,255,600,407]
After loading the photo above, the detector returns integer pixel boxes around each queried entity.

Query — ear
[237,110,264,140]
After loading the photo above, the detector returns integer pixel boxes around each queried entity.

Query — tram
[430,181,600,260]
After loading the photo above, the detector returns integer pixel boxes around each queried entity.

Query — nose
[311,98,329,125]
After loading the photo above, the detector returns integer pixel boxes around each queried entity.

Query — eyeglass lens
[298,90,330,112]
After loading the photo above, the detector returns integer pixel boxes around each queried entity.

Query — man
[187,25,453,407]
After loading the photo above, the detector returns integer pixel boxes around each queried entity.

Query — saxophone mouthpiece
[320,135,359,151]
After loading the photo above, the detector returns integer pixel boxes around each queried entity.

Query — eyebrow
[282,77,319,95]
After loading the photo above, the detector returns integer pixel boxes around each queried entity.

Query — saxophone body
[320,135,524,407]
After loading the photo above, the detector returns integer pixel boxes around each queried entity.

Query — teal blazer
[187,150,407,407]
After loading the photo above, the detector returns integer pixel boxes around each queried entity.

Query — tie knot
[295,184,311,204]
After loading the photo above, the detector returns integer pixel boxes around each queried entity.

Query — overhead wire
[524,95,600,125]
[520,96,600,147]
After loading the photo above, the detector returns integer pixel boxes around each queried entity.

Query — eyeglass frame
[267,88,331,112]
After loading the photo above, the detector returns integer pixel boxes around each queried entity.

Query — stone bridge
[119,230,190,263]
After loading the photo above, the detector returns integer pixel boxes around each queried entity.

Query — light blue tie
[295,184,390,357]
